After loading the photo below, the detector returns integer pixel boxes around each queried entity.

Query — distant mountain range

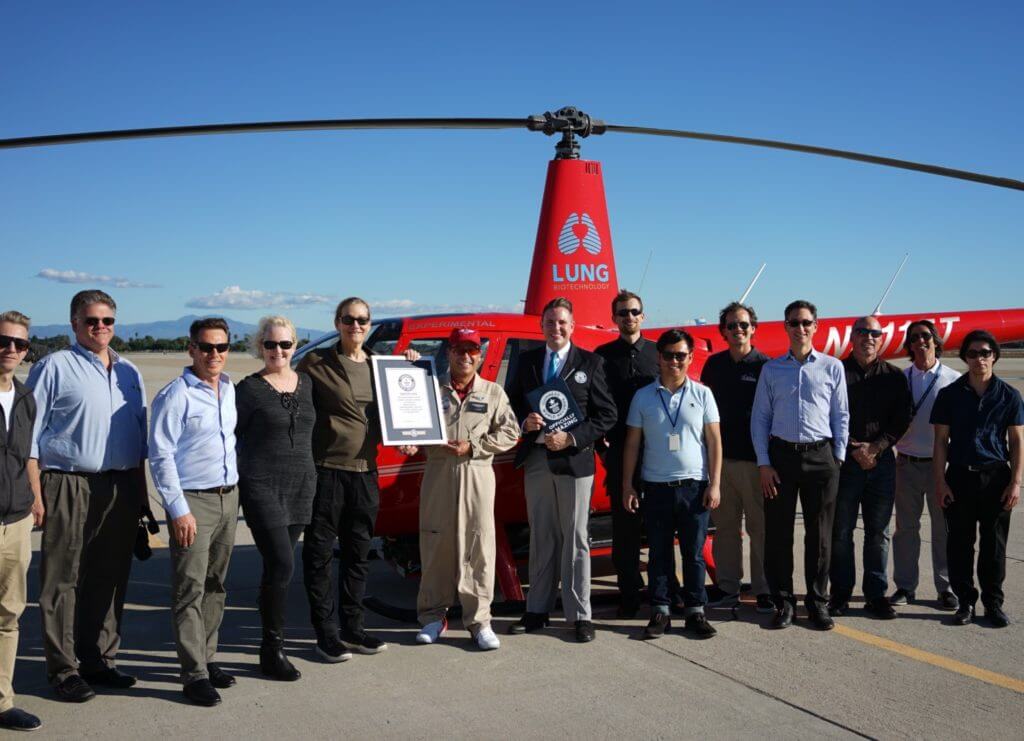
[30,315,332,341]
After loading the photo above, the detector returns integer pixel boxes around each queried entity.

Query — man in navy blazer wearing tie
[507,297,617,642]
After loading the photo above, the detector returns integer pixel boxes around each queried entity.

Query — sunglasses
[615,308,642,318]
[340,315,370,326]
[966,348,994,359]
[195,342,230,354]
[0,335,30,352]
[660,351,689,362]
[853,327,883,338]
[726,321,751,331]
[786,319,815,328]
[908,332,933,344]
[451,345,481,356]
[263,340,294,350]
[83,316,116,328]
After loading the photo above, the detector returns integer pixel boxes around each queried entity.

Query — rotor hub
[527,106,607,159]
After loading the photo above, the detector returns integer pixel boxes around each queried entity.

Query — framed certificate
[371,356,448,446]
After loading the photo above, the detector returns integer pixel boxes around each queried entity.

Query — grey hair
[250,315,297,358]
[0,310,31,331]
[70,290,116,321]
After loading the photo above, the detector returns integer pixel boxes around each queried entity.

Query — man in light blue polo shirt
[149,317,239,707]
[622,328,722,639]
[26,289,148,702]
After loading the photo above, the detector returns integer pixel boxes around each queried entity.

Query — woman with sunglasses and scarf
[235,316,317,680]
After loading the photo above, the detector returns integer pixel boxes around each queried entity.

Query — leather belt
[770,436,830,452]
[646,479,701,489]
[189,485,236,494]
[898,453,932,463]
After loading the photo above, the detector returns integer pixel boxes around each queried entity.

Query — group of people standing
[0,286,1019,729]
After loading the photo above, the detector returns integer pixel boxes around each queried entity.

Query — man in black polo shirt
[700,301,771,612]
[595,290,660,617]
[829,316,911,620]
[931,329,1023,627]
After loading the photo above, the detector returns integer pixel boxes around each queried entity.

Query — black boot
[258,585,301,681]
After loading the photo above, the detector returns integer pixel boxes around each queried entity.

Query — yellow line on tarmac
[834,624,1024,694]
[148,532,167,549]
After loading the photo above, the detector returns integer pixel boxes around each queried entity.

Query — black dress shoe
[574,620,596,642]
[54,675,95,703]
[208,663,236,689]
[938,591,960,611]
[684,613,717,639]
[0,707,42,731]
[889,588,915,606]
[808,607,835,631]
[508,612,549,635]
[985,605,1010,628]
[81,667,137,689]
[770,603,794,629]
[183,679,221,707]
[865,598,897,620]
[952,603,975,626]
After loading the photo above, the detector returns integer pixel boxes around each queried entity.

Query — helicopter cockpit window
[363,320,404,355]
[405,337,490,379]
[497,338,545,390]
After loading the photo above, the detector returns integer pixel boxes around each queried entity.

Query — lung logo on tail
[557,213,602,256]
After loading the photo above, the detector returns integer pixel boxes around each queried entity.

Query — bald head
[852,315,882,366]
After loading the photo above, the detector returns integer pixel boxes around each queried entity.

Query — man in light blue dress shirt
[751,300,849,630]
[149,318,239,707]
[26,290,148,702]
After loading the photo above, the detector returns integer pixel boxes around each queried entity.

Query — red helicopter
[5,107,1024,607]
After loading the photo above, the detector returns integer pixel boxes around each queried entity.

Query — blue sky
[2,2,1021,331]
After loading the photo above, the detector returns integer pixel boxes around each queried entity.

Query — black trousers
[302,468,379,637]
[251,524,304,636]
[944,464,1012,609]
[603,450,644,604]
[764,440,840,609]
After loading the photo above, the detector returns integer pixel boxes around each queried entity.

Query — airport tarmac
[9,354,1024,739]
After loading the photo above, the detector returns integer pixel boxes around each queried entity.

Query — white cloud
[186,285,333,310]
[37,268,160,288]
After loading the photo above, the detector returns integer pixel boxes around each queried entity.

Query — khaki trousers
[168,488,238,685]
[711,458,768,595]
[39,470,139,684]
[893,457,950,594]
[0,515,33,713]
[417,459,496,631]
[523,448,593,622]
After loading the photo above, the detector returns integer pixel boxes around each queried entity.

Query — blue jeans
[830,453,896,601]
[642,480,709,615]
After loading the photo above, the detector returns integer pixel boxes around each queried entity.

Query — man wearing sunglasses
[751,300,848,630]
[26,290,148,702]
[700,302,771,613]
[931,330,1024,628]
[0,311,42,731]
[890,320,961,612]
[149,317,239,706]
[829,316,912,620]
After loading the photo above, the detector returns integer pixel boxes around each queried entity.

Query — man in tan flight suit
[400,328,519,650]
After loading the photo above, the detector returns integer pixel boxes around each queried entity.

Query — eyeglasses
[195,342,230,354]
[725,321,751,331]
[0,335,30,352]
[966,348,994,359]
[451,345,481,357]
[908,332,933,344]
[83,316,115,328]
[615,308,642,318]
[263,340,294,350]
[660,351,689,362]
[340,315,370,326]
[853,327,883,338]
[786,319,815,328]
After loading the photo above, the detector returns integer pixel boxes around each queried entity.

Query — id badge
[668,433,681,452]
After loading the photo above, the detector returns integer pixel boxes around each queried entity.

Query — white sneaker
[474,626,500,651]
[416,618,447,644]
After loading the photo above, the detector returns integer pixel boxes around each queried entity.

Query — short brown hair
[189,317,230,342]
[542,297,573,316]
[70,290,116,321]
[0,310,31,331]
[718,301,758,333]
[784,299,817,321]
[611,290,643,315]
[902,319,944,359]
[335,296,370,323]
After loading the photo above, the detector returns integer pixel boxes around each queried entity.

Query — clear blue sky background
[2,1,1021,332]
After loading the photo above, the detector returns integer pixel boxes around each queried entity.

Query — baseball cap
[448,327,482,348]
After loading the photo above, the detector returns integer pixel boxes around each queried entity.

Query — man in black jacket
[507,298,617,642]
[0,311,42,731]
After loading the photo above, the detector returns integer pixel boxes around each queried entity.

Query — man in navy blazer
[507,297,616,642]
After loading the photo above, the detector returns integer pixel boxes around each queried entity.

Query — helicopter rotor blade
[602,124,1024,192]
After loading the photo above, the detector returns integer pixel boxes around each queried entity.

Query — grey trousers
[523,448,593,622]
[168,488,238,685]
[711,458,768,596]
[39,470,140,684]
[892,457,950,594]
